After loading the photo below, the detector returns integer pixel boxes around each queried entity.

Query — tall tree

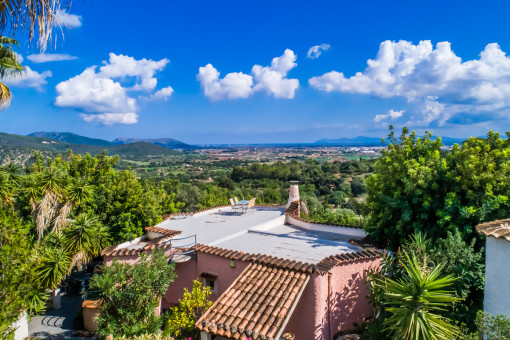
[365,127,510,248]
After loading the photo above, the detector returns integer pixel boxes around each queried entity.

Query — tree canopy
[365,126,510,248]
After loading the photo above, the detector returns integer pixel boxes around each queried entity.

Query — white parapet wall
[285,215,367,238]
[484,237,510,317]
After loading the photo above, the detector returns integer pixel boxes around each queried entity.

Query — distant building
[477,220,510,317]
[102,183,381,340]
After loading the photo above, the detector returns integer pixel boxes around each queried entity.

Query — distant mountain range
[0,132,181,159]
[112,137,192,149]
[28,132,115,146]
[315,136,469,146]
[28,132,194,149]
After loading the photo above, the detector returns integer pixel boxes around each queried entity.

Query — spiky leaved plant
[373,252,462,340]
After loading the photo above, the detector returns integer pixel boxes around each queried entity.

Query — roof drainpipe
[328,272,333,340]
[287,181,300,208]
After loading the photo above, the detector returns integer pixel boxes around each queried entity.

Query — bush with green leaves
[0,209,45,339]
[364,232,463,340]
[88,250,176,338]
[164,280,212,339]
[366,127,510,248]
[465,311,510,339]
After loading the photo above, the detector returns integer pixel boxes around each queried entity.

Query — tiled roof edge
[145,226,182,237]
[195,243,382,275]
[476,218,510,242]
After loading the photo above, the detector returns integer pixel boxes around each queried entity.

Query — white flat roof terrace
[151,206,364,263]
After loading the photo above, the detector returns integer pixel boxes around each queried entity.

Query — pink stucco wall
[161,252,250,310]
[283,257,381,340]
[105,251,380,339]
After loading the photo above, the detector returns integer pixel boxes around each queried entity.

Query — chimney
[286,181,300,214]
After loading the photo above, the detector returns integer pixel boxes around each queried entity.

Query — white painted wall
[13,313,28,340]
[484,237,510,316]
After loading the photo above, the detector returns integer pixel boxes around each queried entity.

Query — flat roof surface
[149,206,362,263]
[157,207,285,244]
[214,224,361,263]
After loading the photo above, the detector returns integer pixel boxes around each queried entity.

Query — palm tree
[64,214,109,271]
[34,167,66,239]
[0,37,23,107]
[0,0,69,50]
[373,253,462,340]
[37,237,71,290]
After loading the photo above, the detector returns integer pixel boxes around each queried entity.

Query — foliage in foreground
[364,233,462,340]
[164,280,212,339]
[0,209,45,339]
[466,311,510,339]
[366,127,510,248]
[88,250,176,338]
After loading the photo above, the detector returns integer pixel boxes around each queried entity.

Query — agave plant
[373,252,462,340]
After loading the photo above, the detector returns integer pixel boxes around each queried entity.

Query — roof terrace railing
[163,234,197,263]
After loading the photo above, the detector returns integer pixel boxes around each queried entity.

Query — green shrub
[164,280,212,339]
[88,250,176,338]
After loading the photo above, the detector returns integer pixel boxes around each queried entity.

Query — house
[476,219,510,317]
[101,183,381,340]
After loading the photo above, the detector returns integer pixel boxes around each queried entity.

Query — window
[200,272,218,293]
[204,277,216,292]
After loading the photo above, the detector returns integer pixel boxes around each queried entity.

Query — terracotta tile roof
[195,244,381,275]
[145,226,182,237]
[476,218,510,242]
[101,235,175,257]
[164,205,230,219]
[197,263,310,340]
[284,201,299,217]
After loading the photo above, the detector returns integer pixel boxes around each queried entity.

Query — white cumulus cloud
[55,53,173,125]
[81,112,138,125]
[27,54,77,63]
[3,66,52,89]
[307,43,331,59]
[150,86,174,101]
[55,9,82,28]
[252,49,299,98]
[55,67,136,113]
[309,40,510,126]
[374,109,405,123]
[100,53,169,91]
[197,49,299,101]
[197,64,254,101]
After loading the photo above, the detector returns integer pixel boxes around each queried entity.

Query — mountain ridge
[27,132,193,149]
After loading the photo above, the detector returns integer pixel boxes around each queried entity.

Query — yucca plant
[65,214,109,270]
[373,252,462,340]
[37,239,71,290]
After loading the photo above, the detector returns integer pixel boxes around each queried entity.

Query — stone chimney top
[286,181,300,209]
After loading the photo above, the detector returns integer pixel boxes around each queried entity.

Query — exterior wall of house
[283,257,380,340]
[484,237,510,316]
[161,252,250,310]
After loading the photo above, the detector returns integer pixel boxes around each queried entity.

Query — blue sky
[1,0,510,144]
